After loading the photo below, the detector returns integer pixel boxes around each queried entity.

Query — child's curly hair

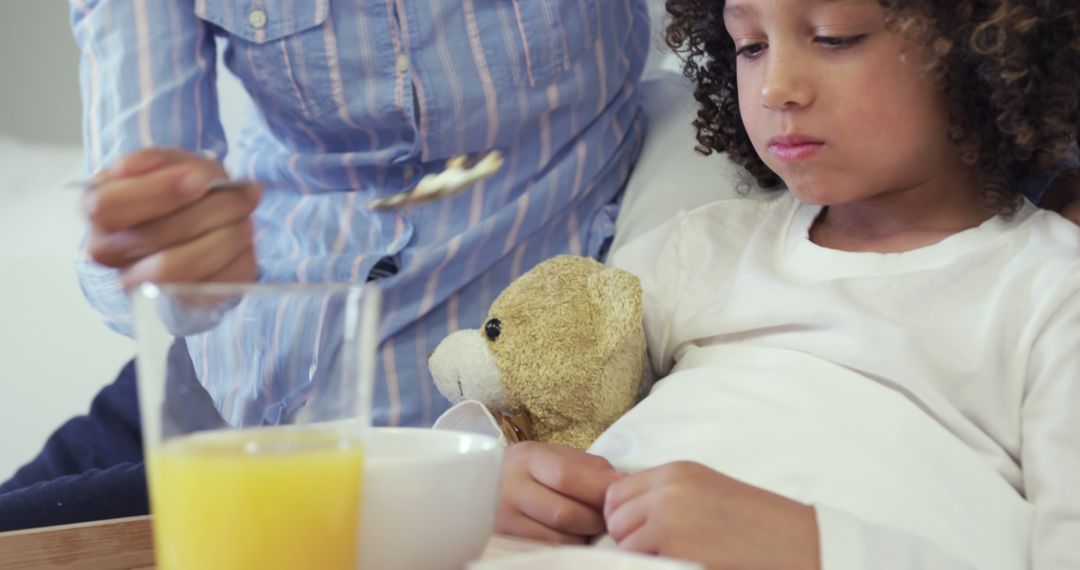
[665,0,1080,209]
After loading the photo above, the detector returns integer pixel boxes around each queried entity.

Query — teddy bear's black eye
[484,318,502,341]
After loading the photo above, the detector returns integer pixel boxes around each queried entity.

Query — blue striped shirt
[70,0,650,427]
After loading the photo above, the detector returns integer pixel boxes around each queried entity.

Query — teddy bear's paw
[432,400,508,446]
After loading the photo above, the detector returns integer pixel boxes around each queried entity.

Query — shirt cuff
[814,505,977,570]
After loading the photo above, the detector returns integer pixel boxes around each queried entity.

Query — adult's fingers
[87,184,261,267]
[200,246,258,284]
[109,147,213,178]
[84,158,228,232]
[118,220,254,288]
[83,148,213,195]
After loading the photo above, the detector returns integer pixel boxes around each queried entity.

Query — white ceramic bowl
[359,427,504,570]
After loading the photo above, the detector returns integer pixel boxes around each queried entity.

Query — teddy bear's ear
[587,266,644,356]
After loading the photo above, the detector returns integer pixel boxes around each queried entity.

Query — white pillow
[613,6,774,256]
[612,69,770,257]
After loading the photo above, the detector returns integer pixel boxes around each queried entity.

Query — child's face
[725,0,965,205]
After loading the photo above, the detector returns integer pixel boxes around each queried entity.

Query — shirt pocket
[195,0,337,119]
[479,0,601,88]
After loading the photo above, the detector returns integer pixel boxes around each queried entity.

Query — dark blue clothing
[0,361,146,532]
[0,340,225,532]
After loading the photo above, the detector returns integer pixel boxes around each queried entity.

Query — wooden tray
[0,516,547,569]
[0,516,154,570]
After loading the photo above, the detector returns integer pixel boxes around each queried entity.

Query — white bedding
[589,346,1030,569]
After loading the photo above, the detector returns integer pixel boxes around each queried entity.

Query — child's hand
[604,461,820,570]
[82,148,262,289]
[495,441,623,545]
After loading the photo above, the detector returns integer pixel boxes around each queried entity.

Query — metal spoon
[72,149,505,211]
[366,150,504,210]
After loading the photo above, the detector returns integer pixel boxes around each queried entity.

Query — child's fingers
[612,521,660,557]
[602,469,655,521]
[515,478,606,537]
[497,442,616,543]
[528,444,620,510]
[496,508,589,546]
[603,488,650,544]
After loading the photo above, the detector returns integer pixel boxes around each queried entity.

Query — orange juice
[148,428,365,570]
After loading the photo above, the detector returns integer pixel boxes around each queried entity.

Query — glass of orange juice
[131,282,380,570]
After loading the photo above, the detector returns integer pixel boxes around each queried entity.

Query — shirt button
[248,9,268,29]
[395,54,410,73]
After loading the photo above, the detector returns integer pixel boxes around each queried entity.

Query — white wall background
[0,2,82,145]
[0,2,132,482]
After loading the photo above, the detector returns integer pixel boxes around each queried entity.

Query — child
[494,0,1080,568]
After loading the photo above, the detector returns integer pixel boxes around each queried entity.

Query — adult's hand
[83,148,262,288]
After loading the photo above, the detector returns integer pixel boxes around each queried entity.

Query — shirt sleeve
[608,215,690,377]
[815,507,977,570]
[1021,285,1080,569]
[69,0,227,335]
[814,281,1079,570]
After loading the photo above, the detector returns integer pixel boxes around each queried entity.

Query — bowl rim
[365,426,504,467]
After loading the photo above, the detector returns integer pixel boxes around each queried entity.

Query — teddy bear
[429,255,646,450]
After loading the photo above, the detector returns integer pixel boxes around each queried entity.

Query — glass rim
[136,281,377,299]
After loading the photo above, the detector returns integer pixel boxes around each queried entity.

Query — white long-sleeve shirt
[600,193,1080,569]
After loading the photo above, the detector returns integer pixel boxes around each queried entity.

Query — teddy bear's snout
[428,329,508,407]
